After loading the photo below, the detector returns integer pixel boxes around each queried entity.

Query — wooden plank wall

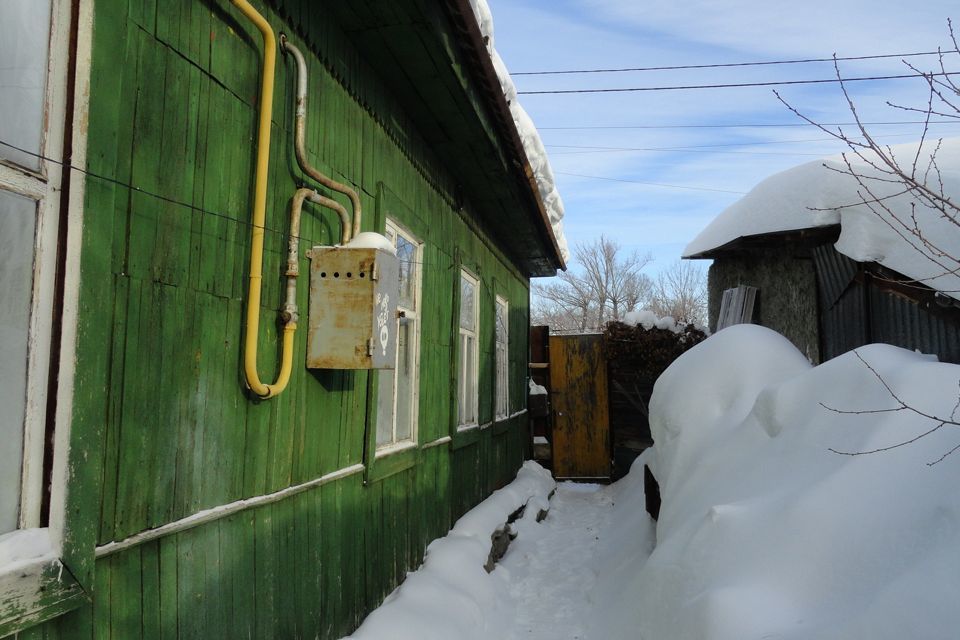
[8,0,533,638]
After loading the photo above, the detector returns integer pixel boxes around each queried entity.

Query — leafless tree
[774,21,960,462]
[649,260,708,327]
[775,20,960,291]
[532,236,653,333]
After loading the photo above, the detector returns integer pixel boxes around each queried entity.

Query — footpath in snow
[348,324,960,640]
[346,464,655,640]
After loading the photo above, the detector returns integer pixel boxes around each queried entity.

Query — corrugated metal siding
[820,285,868,361]
[813,244,858,310]
[817,247,960,363]
[869,288,960,364]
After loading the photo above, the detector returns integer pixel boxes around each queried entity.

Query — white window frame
[0,0,72,537]
[457,269,480,430]
[0,0,91,631]
[494,295,509,421]
[375,219,422,454]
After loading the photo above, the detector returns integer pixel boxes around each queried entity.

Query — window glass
[377,220,421,449]
[376,377,394,446]
[457,270,479,427]
[460,275,475,331]
[0,190,37,534]
[397,235,417,310]
[0,0,52,171]
[496,298,507,341]
[395,318,414,441]
[495,296,508,419]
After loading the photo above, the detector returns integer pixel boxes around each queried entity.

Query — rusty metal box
[305,246,399,369]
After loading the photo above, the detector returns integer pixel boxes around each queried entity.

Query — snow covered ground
[346,325,960,640]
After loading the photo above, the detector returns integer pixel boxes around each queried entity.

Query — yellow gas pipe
[232,0,292,399]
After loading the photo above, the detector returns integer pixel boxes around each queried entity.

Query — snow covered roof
[467,0,571,265]
[684,137,960,299]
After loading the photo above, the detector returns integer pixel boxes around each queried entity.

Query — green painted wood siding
[7,0,535,638]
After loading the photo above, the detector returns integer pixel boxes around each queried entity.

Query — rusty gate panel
[549,334,610,480]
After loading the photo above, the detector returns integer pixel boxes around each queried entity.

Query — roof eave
[442,0,567,274]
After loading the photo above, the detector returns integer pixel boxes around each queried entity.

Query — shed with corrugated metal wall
[689,227,960,365]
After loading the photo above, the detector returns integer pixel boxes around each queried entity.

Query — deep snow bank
[343,325,960,640]
[634,324,960,640]
[345,462,556,640]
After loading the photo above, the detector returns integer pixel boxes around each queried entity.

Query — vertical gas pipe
[231,0,293,399]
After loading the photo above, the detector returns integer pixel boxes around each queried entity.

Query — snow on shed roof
[684,137,960,300]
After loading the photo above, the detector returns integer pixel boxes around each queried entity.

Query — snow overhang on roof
[684,138,960,301]
[447,0,570,271]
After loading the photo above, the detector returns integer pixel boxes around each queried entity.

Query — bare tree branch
[821,352,960,464]
[649,261,708,326]
[531,236,654,332]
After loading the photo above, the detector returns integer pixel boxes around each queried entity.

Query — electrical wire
[513,50,955,76]
[549,148,825,157]
[538,120,960,131]
[0,138,328,248]
[0,139,519,272]
[543,132,930,156]
[554,171,746,194]
[518,71,959,95]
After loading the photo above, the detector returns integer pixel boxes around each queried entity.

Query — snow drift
[345,462,556,640]
[343,325,960,639]
[633,324,960,640]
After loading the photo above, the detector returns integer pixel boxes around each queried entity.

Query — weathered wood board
[549,334,611,480]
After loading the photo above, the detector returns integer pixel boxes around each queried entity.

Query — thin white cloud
[579,0,955,58]
[487,0,960,279]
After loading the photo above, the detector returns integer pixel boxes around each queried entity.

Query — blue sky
[486,0,959,278]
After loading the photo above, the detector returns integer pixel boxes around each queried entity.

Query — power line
[555,171,746,194]
[0,139,327,248]
[544,132,927,156]
[0,139,514,273]
[518,71,958,95]
[538,120,960,131]
[549,136,846,150]
[513,50,953,76]
[550,148,824,157]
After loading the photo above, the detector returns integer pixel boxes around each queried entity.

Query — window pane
[458,334,467,424]
[376,369,395,446]
[395,319,414,440]
[495,298,508,418]
[379,222,422,448]
[496,300,507,346]
[0,0,52,171]
[460,275,475,331]
[465,335,475,422]
[397,235,417,311]
[0,190,37,533]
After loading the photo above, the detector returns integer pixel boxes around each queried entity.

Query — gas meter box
[305,246,399,369]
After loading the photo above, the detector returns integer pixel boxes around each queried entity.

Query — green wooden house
[0,0,565,637]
